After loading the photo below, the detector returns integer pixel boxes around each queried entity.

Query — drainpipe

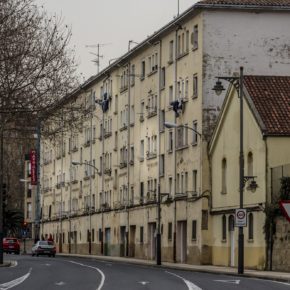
[126,61,131,257]
[173,27,179,264]
[89,90,93,254]
[101,88,105,255]
[156,40,162,265]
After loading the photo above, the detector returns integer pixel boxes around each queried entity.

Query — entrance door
[129,225,136,257]
[120,226,126,257]
[148,223,156,260]
[229,215,235,267]
[177,221,187,263]
[104,228,111,256]
[73,231,77,254]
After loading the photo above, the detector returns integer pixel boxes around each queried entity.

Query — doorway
[120,226,126,257]
[148,223,156,260]
[129,225,136,257]
[177,220,187,263]
[104,228,111,256]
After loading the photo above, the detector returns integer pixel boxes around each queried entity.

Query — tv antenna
[85,43,112,74]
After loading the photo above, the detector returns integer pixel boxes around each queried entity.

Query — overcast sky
[36,0,197,81]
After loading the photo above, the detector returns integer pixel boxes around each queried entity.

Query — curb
[57,254,290,283]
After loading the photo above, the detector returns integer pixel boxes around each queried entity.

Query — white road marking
[43,263,51,267]
[69,260,105,290]
[138,281,150,285]
[166,271,202,290]
[10,261,17,268]
[214,279,240,284]
[0,268,31,290]
[251,278,290,286]
[55,281,66,286]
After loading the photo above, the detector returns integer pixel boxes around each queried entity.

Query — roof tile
[197,0,290,7]
[244,76,290,136]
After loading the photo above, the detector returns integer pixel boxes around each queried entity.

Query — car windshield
[39,241,53,246]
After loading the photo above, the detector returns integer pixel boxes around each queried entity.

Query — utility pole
[0,127,4,264]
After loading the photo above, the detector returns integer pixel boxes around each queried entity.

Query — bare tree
[0,0,79,123]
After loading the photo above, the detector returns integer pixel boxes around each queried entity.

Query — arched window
[247,152,253,176]
[222,215,227,241]
[221,158,227,194]
[248,213,254,240]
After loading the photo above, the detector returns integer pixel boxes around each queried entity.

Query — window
[193,74,198,98]
[159,154,165,177]
[222,215,227,241]
[169,40,174,63]
[169,85,173,105]
[140,140,144,160]
[168,131,173,152]
[92,229,95,242]
[192,220,197,240]
[140,182,144,203]
[186,30,189,52]
[140,226,144,243]
[169,177,173,196]
[192,170,197,194]
[130,145,134,164]
[160,110,165,132]
[192,121,198,145]
[161,67,165,89]
[221,158,227,194]
[176,125,188,149]
[248,213,254,240]
[248,152,253,176]
[114,95,118,113]
[131,64,135,86]
[168,222,172,240]
[193,25,198,50]
[141,60,145,79]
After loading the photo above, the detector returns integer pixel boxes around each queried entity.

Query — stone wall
[272,217,290,272]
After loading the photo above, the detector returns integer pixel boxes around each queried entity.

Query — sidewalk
[58,253,290,283]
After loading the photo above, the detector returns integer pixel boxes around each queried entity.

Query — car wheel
[36,254,39,257]
[16,251,20,255]
[52,254,55,257]
[32,253,34,256]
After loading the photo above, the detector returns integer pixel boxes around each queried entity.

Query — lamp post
[213,66,258,274]
[72,161,99,254]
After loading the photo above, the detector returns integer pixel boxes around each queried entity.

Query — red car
[3,237,20,254]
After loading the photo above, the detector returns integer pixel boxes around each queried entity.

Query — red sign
[279,200,290,222]
[30,149,37,185]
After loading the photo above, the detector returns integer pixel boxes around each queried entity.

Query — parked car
[3,237,20,254]
[31,240,56,257]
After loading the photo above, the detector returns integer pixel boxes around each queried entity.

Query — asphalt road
[1,254,290,290]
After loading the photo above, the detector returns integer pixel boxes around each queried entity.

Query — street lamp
[164,121,202,137]
[71,161,100,254]
[213,66,258,274]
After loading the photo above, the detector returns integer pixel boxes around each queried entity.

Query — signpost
[235,209,247,227]
[279,200,290,222]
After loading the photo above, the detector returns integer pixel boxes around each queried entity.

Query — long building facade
[40,0,290,266]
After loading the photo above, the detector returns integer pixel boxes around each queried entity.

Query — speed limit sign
[235,209,247,227]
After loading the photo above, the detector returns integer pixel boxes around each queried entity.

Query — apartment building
[40,0,290,265]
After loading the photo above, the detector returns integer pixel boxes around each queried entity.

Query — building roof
[244,76,290,136]
[196,0,290,7]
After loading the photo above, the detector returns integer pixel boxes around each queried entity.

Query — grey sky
[36,0,197,80]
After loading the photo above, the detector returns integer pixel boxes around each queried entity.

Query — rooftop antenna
[85,43,111,74]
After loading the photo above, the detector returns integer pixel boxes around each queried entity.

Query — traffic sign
[235,209,247,227]
[279,200,290,222]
